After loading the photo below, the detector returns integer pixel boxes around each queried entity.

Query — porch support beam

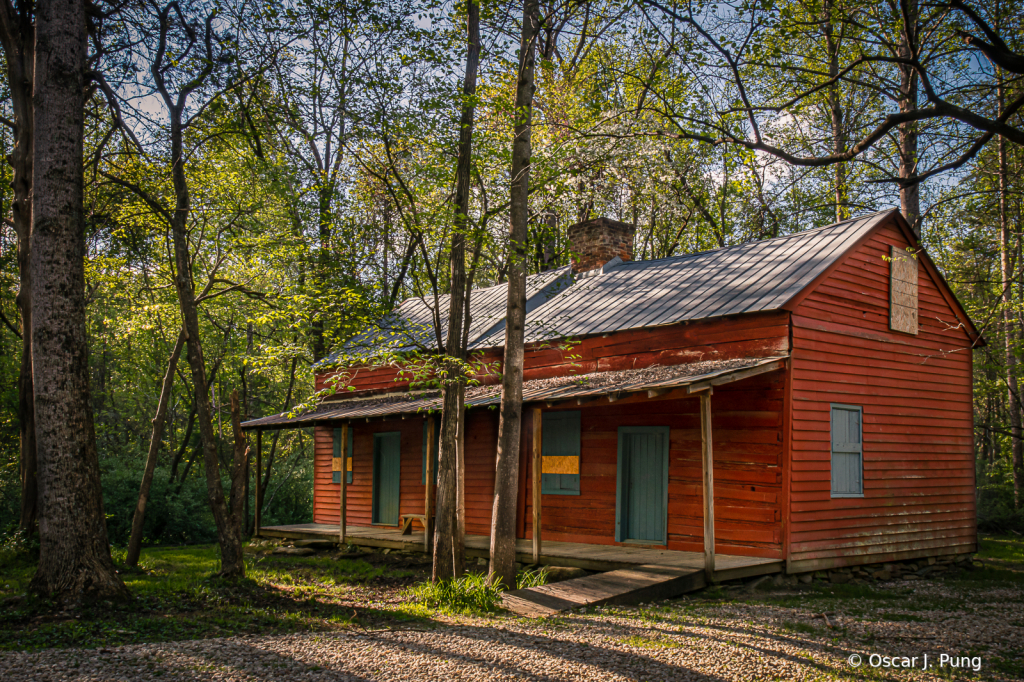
[698,388,715,581]
[532,407,542,564]
[340,423,348,546]
[255,430,262,536]
[425,415,435,552]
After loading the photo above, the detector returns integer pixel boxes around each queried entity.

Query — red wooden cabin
[244,209,981,577]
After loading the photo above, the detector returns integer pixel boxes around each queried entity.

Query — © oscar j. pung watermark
[847,652,982,672]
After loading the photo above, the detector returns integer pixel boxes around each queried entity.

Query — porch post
[340,423,348,546]
[255,429,262,536]
[532,407,542,564]
[425,415,435,552]
[699,389,715,581]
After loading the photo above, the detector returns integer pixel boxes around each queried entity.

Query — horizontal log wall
[787,217,977,572]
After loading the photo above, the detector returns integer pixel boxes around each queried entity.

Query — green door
[616,427,669,544]
[373,432,401,525]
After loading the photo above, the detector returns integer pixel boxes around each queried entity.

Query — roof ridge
[606,209,897,270]
[612,209,894,271]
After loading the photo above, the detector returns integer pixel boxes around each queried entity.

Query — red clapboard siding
[313,411,501,534]
[316,310,790,395]
[519,371,785,560]
[786,216,977,571]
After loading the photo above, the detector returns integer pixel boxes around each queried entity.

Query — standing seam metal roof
[474,211,891,347]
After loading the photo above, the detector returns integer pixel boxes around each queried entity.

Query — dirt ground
[1,536,1022,681]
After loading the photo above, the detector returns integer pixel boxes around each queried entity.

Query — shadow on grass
[0,544,434,652]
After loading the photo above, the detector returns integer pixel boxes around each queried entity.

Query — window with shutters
[541,411,581,495]
[422,418,439,485]
[332,427,353,484]
[830,405,863,497]
[890,245,918,334]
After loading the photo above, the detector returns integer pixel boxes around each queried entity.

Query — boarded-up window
[830,405,863,497]
[422,418,439,485]
[890,245,918,334]
[332,427,353,484]
[541,411,581,495]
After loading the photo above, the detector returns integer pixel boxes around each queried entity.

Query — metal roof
[242,356,786,430]
[324,266,571,364]
[475,211,891,346]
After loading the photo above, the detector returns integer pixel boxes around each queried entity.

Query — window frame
[829,403,864,499]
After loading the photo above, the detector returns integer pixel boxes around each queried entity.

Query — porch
[259,522,782,582]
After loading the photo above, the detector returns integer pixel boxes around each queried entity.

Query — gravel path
[2,579,1021,682]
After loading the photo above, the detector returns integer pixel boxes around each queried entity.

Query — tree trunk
[28,0,127,604]
[998,73,1023,509]
[432,0,479,581]
[823,2,847,222]
[897,0,920,235]
[126,330,186,567]
[490,0,538,590]
[0,0,37,535]
[228,390,249,547]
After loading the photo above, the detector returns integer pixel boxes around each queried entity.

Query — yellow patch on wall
[543,455,579,475]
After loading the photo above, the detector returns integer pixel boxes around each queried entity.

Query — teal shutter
[332,427,354,484]
[332,428,341,484]
[541,411,581,495]
[422,418,440,484]
[347,427,353,484]
[831,406,863,497]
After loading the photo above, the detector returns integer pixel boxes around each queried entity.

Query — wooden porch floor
[259,522,782,582]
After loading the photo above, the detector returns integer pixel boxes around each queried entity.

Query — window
[541,411,581,495]
[890,245,918,335]
[831,405,863,497]
[422,418,440,485]
[332,427,353,484]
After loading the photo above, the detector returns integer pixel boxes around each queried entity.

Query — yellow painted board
[542,455,579,475]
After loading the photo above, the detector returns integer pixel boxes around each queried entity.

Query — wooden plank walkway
[261,523,782,581]
[501,565,707,617]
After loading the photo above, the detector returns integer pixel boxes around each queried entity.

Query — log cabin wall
[787,216,977,572]
[519,371,785,559]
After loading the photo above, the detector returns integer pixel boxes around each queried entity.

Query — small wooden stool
[399,514,428,535]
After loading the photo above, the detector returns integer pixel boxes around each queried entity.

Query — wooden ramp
[502,564,706,618]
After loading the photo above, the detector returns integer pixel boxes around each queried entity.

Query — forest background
[1,0,1022,553]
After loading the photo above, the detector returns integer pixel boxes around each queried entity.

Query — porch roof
[241,355,786,430]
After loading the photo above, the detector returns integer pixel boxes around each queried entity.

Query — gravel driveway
[2,576,1021,682]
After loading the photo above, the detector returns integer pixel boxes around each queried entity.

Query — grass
[407,567,549,616]
[0,543,430,652]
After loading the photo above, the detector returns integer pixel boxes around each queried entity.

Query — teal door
[373,432,401,525]
[616,427,669,544]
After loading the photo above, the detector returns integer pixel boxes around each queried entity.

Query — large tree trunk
[126,330,186,567]
[489,0,538,590]
[897,0,920,235]
[432,0,479,581]
[28,0,127,604]
[0,0,37,535]
[997,73,1023,509]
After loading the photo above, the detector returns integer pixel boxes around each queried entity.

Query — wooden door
[616,426,669,544]
[373,432,401,525]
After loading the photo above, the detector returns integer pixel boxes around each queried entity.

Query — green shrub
[978,481,1024,533]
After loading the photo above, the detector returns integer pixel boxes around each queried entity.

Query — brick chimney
[567,217,635,274]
